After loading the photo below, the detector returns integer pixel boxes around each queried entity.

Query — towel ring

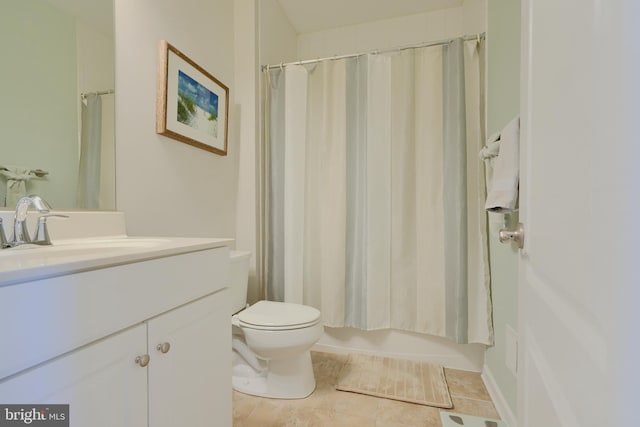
[30,169,49,178]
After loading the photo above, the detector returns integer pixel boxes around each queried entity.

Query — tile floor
[233,351,500,427]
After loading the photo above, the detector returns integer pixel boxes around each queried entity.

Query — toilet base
[232,350,316,399]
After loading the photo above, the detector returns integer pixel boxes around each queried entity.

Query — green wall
[485,0,521,416]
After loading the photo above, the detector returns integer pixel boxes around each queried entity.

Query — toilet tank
[229,250,251,314]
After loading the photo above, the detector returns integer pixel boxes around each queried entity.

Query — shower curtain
[261,38,492,345]
[77,93,102,209]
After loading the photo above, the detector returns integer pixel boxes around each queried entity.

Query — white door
[519,1,640,426]
[147,291,231,427]
[0,324,148,427]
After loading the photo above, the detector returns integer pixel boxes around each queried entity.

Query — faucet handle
[32,214,69,246]
[0,218,8,248]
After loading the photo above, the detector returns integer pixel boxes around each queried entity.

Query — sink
[0,235,233,287]
[1,238,175,262]
[5,237,171,252]
[51,237,173,249]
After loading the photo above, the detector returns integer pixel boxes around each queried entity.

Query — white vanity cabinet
[0,240,232,427]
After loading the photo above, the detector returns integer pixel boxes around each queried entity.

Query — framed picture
[156,40,229,155]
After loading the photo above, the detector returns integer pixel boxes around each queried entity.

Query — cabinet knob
[135,354,150,367]
[156,342,171,354]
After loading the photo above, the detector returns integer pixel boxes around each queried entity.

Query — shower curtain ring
[280,62,284,71]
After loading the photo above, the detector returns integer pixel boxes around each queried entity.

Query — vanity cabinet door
[0,324,148,427]
[147,290,231,427]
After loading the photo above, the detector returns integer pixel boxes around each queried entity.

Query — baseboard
[481,364,517,427]
[311,342,350,355]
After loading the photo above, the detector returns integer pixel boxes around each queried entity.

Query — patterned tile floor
[233,351,500,427]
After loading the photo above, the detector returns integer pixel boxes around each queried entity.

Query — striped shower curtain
[77,93,102,209]
[260,38,492,345]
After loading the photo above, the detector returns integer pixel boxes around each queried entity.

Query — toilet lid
[238,301,321,330]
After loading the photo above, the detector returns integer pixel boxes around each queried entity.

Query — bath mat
[440,412,505,427]
[335,353,453,409]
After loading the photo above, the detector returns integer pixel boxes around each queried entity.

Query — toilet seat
[237,301,321,331]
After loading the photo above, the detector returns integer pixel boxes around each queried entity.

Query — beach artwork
[177,70,219,138]
[157,40,229,155]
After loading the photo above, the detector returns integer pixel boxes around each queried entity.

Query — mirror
[0,0,115,210]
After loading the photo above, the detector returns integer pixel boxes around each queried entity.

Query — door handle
[499,223,525,249]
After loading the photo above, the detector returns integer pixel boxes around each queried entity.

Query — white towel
[484,117,520,213]
[479,132,501,160]
[0,165,31,207]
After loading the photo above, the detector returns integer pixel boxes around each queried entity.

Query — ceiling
[277,0,465,34]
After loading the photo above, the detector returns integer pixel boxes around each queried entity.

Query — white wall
[234,0,260,303]
[259,0,299,65]
[298,0,485,59]
[114,0,237,238]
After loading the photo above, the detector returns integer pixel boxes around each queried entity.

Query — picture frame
[156,40,229,155]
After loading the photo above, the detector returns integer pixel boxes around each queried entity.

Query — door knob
[499,222,525,249]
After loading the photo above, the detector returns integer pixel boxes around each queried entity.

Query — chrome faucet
[10,195,52,247]
[0,218,8,248]
[31,214,69,246]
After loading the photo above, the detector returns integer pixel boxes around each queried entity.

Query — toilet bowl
[229,251,323,399]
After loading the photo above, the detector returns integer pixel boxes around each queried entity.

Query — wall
[232,0,298,304]
[0,2,78,208]
[258,0,298,65]
[234,0,259,303]
[114,0,237,238]
[483,0,521,420]
[297,0,485,59]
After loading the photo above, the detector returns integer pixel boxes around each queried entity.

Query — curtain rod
[261,33,485,71]
[80,89,114,99]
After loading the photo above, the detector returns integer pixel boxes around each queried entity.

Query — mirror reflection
[0,0,115,210]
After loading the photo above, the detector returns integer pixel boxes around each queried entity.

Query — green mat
[440,412,505,427]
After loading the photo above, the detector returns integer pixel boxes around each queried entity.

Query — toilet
[229,251,323,399]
